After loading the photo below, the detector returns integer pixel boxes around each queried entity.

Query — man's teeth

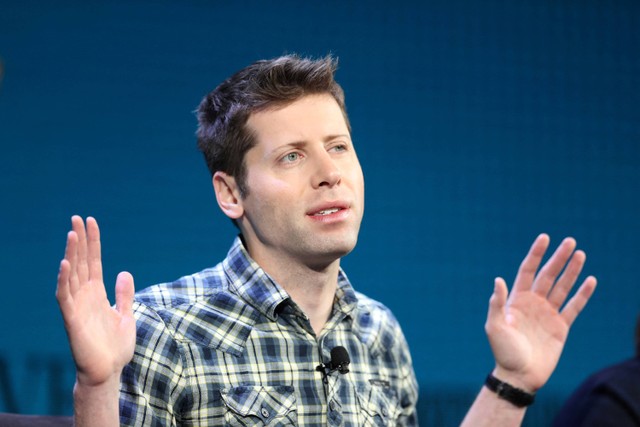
[314,208,340,216]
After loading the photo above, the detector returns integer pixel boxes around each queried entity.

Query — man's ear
[213,171,244,219]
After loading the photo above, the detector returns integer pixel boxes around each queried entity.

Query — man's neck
[248,249,341,336]
[282,265,339,336]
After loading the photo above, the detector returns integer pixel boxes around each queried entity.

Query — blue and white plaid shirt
[120,237,418,426]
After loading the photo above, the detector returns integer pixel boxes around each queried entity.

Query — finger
[86,217,103,285]
[532,237,576,297]
[547,250,586,309]
[486,277,508,332]
[56,259,72,307]
[512,234,550,292]
[64,230,80,296]
[71,215,89,286]
[560,276,597,327]
[56,259,79,327]
[115,272,135,316]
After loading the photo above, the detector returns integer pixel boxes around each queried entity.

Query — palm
[57,216,136,386]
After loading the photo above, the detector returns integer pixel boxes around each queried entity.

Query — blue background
[1,1,638,424]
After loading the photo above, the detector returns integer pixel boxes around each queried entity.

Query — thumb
[115,271,135,316]
[486,277,508,329]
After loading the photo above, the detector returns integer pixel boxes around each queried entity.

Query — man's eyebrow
[265,141,306,158]
[265,134,353,158]
[284,134,351,145]
[323,133,351,142]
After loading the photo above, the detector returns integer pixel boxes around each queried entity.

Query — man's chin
[304,239,358,269]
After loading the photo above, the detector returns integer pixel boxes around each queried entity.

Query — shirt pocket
[220,385,298,426]
[355,382,402,427]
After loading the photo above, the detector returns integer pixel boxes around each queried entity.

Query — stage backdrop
[1,1,638,425]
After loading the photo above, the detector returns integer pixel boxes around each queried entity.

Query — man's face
[236,93,365,271]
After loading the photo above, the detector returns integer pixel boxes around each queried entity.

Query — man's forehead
[246,94,350,145]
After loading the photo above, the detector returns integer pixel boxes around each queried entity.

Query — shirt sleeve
[396,326,420,426]
[119,302,190,427]
[555,387,639,426]
[552,364,640,427]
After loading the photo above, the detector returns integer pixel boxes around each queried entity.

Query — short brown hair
[196,54,349,197]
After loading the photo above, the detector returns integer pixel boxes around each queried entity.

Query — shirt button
[260,407,270,418]
[382,407,388,417]
[329,400,337,411]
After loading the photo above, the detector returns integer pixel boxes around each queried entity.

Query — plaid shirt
[120,237,418,426]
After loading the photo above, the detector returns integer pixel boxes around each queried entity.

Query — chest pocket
[220,385,297,426]
[355,382,402,427]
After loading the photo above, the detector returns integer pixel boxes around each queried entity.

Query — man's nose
[312,151,342,188]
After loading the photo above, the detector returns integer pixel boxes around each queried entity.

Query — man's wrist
[73,374,121,400]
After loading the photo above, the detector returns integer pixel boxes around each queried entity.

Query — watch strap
[485,373,535,407]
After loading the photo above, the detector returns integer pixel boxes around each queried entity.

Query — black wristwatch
[485,373,535,407]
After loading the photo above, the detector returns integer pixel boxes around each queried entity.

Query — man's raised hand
[56,216,136,387]
[485,234,597,392]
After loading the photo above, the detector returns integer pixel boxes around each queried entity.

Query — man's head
[196,54,349,198]
[199,55,365,272]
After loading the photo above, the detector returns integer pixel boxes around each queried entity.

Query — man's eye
[283,152,300,162]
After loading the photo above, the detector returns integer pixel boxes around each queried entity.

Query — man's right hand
[56,216,136,387]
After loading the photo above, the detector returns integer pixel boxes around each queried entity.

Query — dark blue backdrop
[1,1,638,424]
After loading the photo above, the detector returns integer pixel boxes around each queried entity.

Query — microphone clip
[316,346,350,383]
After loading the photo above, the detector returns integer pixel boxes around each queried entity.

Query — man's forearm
[461,386,527,427]
[73,376,121,427]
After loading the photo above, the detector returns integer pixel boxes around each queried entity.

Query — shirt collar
[222,236,289,321]
[222,236,359,322]
[334,269,359,317]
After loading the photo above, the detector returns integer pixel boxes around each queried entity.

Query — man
[552,316,640,426]
[56,55,597,426]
